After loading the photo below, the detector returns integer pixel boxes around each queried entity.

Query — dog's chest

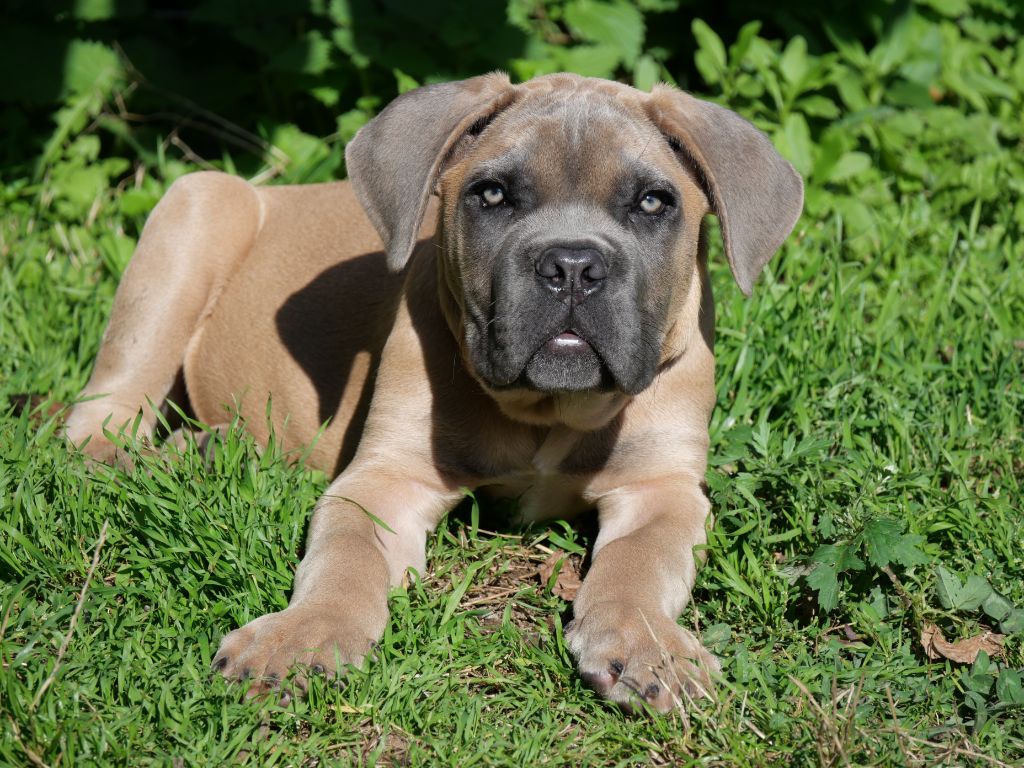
[482,428,609,521]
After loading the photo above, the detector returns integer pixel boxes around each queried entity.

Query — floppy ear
[345,72,515,272]
[647,85,804,295]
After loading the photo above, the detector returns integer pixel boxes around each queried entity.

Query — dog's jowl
[65,73,803,712]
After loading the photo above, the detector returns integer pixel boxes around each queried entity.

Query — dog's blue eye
[638,192,665,215]
[481,185,505,207]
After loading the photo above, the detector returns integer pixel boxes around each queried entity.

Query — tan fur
[65,73,802,712]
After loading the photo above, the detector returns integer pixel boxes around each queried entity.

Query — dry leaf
[920,622,1004,663]
[536,550,582,601]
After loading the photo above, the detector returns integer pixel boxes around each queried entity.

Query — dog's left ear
[346,73,515,272]
[647,86,804,295]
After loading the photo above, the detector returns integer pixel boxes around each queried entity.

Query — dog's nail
[609,659,624,676]
[212,656,228,672]
[581,670,614,696]
[644,683,660,701]
[240,667,253,680]
[312,664,325,675]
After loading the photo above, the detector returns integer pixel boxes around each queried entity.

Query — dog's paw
[66,431,138,471]
[212,605,379,698]
[64,412,144,471]
[565,602,720,713]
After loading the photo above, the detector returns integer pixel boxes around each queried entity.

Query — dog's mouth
[517,329,612,393]
[542,330,595,355]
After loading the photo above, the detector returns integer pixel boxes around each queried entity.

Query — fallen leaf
[537,550,582,601]
[920,622,1004,663]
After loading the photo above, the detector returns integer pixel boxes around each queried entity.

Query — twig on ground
[8,717,51,768]
[30,520,109,711]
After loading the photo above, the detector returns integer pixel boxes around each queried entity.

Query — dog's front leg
[567,478,720,713]
[213,463,458,691]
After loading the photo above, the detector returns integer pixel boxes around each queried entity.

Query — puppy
[65,73,803,711]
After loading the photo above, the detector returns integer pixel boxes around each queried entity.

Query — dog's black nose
[536,247,607,303]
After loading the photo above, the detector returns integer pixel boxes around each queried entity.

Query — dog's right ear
[346,73,515,272]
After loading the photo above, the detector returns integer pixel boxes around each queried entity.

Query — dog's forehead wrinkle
[529,203,622,248]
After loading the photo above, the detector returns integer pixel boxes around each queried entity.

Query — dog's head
[347,73,802,410]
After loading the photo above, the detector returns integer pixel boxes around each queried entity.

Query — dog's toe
[568,603,718,713]
[213,605,377,698]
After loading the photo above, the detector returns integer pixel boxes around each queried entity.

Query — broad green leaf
[810,543,864,573]
[564,0,645,68]
[779,36,809,87]
[560,44,622,79]
[633,54,660,92]
[635,0,679,10]
[56,165,108,214]
[807,562,840,612]
[887,79,936,109]
[310,87,340,107]
[957,576,993,611]
[73,0,143,20]
[268,30,333,75]
[996,669,1024,706]
[701,622,731,648]
[872,10,914,76]
[796,95,841,119]
[1000,609,1024,634]
[119,188,160,218]
[729,21,762,67]
[832,196,877,241]
[777,113,813,177]
[331,28,370,69]
[811,130,846,182]
[834,67,869,111]
[63,40,123,97]
[269,124,340,183]
[935,566,962,610]
[935,567,992,611]
[692,19,726,83]
[960,70,1017,101]
[893,534,929,567]
[982,591,1014,623]
[919,0,970,16]
[827,152,872,183]
[862,518,904,567]
[695,49,722,86]
[394,69,420,94]
[337,108,371,144]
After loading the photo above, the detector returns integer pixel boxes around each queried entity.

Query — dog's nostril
[536,254,562,281]
[581,261,607,284]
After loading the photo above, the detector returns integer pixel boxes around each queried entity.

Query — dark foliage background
[4,0,1022,260]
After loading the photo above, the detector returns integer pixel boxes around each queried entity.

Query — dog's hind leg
[64,171,262,467]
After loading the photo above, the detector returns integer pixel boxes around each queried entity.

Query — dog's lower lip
[544,331,591,353]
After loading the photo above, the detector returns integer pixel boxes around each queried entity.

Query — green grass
[2,168,1022,765]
